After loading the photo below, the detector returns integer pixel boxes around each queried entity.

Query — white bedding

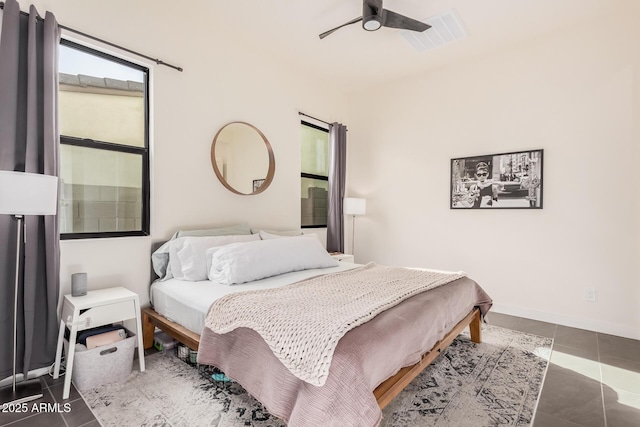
[150,261,359,334]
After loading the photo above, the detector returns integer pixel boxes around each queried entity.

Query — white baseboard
[491,303,640,340]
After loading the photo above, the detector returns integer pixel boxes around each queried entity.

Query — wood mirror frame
[210,122,275,195]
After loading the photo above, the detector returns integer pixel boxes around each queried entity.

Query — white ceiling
[209,0,613,94]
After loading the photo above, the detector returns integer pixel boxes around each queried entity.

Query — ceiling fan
[319,0,431,40]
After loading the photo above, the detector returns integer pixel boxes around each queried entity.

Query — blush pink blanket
[198,275,492,427]
[205,263,466,386]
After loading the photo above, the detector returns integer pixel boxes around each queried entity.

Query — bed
[142,229,492,426]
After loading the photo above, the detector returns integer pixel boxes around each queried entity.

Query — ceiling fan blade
[319,16,363,39]
[381,9,430,32]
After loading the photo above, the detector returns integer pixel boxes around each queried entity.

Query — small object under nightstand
[330,252,355,263]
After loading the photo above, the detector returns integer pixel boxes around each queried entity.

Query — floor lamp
[343,197,366,258]
[0,171,58,405]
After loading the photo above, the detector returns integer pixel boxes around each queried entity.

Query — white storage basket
[63,329,136,390]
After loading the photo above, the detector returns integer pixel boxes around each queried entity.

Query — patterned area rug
[79,325,551,426]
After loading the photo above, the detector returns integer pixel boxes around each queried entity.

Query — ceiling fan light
[363,16,382,31]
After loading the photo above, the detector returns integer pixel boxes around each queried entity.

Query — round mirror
[210,122,275,195]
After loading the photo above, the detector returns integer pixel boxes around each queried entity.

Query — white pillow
[151,223,252,280]
[169,234,260,281]
[207,236,338,285]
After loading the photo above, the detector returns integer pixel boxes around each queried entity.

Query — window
[301,121,329,228]
[58,40,150,239]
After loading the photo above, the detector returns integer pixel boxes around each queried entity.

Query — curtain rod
[298,112,332,126]
[0,1,183,72]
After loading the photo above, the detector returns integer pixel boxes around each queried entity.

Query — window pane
[59,44,146,147]
[301,177,328,227]
[60,145,143,234]
[301,125,329,176]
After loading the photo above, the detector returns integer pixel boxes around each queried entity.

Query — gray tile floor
[2,315,639,426]
[0,374,98,427]
[488,312,640,427]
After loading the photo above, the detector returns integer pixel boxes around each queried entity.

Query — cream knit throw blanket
[204,263,466,386]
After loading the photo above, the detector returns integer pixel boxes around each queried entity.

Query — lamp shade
[0,171,58,215]
[344,197,366,216]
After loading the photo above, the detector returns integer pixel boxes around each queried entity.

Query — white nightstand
[331,253,355,263]
[53,286,145,399]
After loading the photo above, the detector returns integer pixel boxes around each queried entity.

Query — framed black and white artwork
[450,149,543,209]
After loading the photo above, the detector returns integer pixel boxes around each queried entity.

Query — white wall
[346,6,640,339]
[26,0,348,306]
[14,1,639,339]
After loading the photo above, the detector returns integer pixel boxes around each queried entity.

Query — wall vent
[401,9,467,52]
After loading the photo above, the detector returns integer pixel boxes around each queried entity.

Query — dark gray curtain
[0,0,60,379]
[326,123,347,253]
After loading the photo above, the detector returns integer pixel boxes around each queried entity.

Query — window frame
[300,120,329,229]
[59,39,150,240]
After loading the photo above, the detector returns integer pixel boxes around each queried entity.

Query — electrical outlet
[585,288,596,302]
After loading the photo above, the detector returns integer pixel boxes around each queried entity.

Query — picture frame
[252,179,265,193]
[450,149,543,209]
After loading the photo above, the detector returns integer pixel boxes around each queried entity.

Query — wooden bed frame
[142,305,482,409]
